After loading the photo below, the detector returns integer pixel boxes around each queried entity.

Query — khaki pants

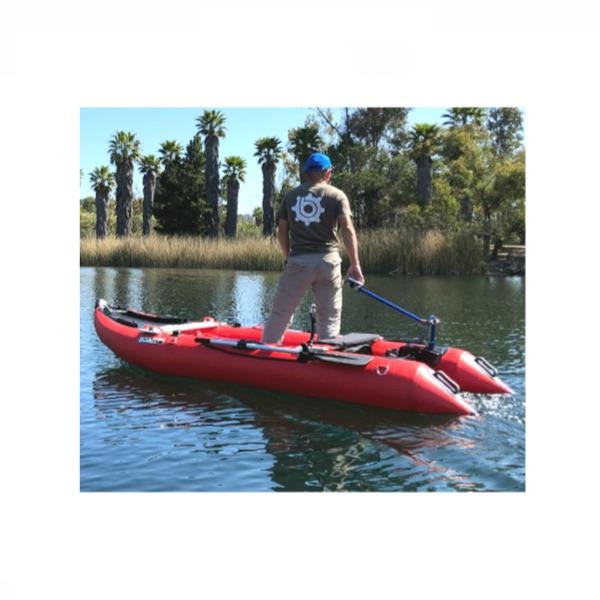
[262,252,343,343]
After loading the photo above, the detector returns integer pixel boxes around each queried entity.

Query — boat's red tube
[207,325,513,395]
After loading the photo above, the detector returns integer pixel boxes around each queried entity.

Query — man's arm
[338,213,365,284]
[276,219,290,259]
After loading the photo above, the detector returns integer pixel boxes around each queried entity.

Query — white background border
[1,2,599,598]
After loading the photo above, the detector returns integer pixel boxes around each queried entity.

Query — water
[80,267,525,491]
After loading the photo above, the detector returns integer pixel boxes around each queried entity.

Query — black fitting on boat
[475,356,498,378]
[297,343,312,363]
[433,371,461,395]
[390,344,445,367]
[308,304,317,348]
[236,339,250,350]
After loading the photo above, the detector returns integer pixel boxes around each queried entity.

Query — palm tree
[196,110,227,237]
[288,124,322,182]
[89,166,114,239]
[109,131,141,237]
[158,140,184,165]
[443,107,487,128]
[222,156,246,238]
[138,155,162,236]
[254,137,283,236]
[409,124,441,207]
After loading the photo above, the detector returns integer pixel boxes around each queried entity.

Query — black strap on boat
[307,304,317,349]
[319,332,381,350]
[125,309,188,325]
[114,317,139,328]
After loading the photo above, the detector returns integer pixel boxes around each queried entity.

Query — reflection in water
[233,273,270,325]
[113,268,132,308]
[82,267,525,492]
[92,365,482,491]
[92,267,107,311]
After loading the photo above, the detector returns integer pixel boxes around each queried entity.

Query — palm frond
[89,165,115,192]
[138,154,162,175]
[254,137,283,165]
[109,130,142,165]
[196,109,227,138]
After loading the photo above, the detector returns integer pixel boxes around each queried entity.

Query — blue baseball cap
[303,152,332,173]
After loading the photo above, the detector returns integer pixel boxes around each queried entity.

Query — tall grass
[80,228,485,275]
[351,228,484,275]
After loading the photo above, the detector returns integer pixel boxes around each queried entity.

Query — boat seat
[318,332,382,351]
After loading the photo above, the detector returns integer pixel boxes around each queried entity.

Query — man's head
[303,152,332,184]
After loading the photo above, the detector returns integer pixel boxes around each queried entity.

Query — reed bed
[80,228,485,275]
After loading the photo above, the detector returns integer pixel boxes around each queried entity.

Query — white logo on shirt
[291,193,325,226]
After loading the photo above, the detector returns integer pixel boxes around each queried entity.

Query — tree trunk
[415,155,432,206]
[262,163,276,236]
[460,196,473,222]
[492,237,503,259]
[225,178,239,238]
[482,205,492,258]
[95,190,108,239]
[298,152,309,184]
[115,164,134,237]
[142,172,157,236]
[205,136,220,237]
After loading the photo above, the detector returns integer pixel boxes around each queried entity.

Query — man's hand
[338,214,364,285]
[346,264,365,286]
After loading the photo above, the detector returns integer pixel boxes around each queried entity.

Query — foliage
[443,107,487,128]
[222,156,247,183]
[254,137,283,165]
[196,110,227,139]
[138,154,162,176]
[83,107,525,262]
[80,198,146,238]
[252,207,263,227]
[479,151,526,246]
[153,135,210,235]
[288,124,323,169]
[409,124,442,160]
[236,214,262,238]
[159,140,184,164]
[487,107,524,158]
[89,166,114,193]
[346,107,411,149]
[109,131,141,167]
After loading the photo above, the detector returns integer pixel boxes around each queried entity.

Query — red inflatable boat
[94,299,511,415]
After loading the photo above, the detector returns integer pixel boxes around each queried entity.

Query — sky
[80,107,447,215]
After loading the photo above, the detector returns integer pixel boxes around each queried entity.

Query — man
[261,152,364,344]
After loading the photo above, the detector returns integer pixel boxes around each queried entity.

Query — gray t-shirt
[278,182,352,256]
